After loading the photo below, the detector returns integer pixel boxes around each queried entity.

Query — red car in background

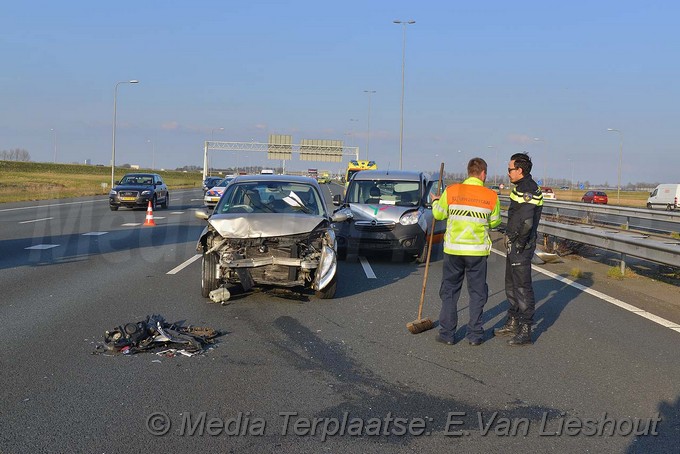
[581,190,608,204]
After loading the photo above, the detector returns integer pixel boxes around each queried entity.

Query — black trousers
[504,245,536,324]
[438,254,488,343]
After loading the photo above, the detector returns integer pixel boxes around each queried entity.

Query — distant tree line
[0,148,31,161]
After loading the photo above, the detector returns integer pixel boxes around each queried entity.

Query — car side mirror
[194,210,210,221]
[114,180,120,185]
[331,211,351,222]
[332,194,342,206]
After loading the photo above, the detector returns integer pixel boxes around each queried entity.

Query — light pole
[394,19,415,170]
[487,145,497,185]
[607,128,623,203]
[50,128,57,163]
[211,127,224,141]
[147,139,155,170]
[363,90,375,160]
[533,137,547,185]
[111,79,139,188]
[209,127,224,175]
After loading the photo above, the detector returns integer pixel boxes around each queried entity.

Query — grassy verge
[0,161,202,204]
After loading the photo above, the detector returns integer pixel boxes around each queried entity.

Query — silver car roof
[350,170,429,181]
[230,174,321,187]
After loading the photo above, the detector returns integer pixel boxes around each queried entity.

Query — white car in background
[542,187,556,200]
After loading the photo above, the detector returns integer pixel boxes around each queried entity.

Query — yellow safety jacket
[432,177,501,256]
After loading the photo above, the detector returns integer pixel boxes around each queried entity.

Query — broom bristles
[406,318,434,334]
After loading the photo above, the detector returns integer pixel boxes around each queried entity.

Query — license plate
[121,197,136,201]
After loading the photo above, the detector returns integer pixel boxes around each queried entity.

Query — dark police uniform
[502,173,543,344]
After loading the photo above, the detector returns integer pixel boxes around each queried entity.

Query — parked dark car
[195,175,345,300]
[202,176,224,194]
[109,173,169,211]
[581,190,608,204]
[331,170,446,262]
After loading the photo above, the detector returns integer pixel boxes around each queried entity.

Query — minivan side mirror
[332,194,342,206]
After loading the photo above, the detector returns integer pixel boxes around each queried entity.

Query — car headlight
[399,210,421,225]
[141,190,152,196]
[109,190,117,196]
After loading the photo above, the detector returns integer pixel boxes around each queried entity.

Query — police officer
[433,158,501,346]
[494,153,543,346]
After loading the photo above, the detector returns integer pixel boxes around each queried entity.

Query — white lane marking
[359,256,377,279]
[151,216,166,220]
[0,200,101,212]
[82,232,109,236]
[19,217,53,224]
[170,211,185,215]
[167,254,202,274]
[122,223,141,226]
[491,248,680,333]
[25,244,59,250]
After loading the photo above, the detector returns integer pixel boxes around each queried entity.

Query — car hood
[208,213,327,238]
[114,184,155,191]
[345,203,417,222]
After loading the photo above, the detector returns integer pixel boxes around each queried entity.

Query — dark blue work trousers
[504,244,537,324]
[438,254,489,343]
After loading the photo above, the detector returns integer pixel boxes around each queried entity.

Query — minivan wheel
[647,203,652,209]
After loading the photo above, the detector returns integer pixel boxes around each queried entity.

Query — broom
[407,162,445,334]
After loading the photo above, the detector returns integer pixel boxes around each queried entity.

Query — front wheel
[161,193,169,209]
[647,203,652,209]
[109,206,118,211]
[315,276,337,299]
[201,252,220,298]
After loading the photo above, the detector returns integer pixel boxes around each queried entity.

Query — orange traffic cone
[143,200,156,226]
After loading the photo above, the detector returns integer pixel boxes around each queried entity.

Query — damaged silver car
[195,175,344,301]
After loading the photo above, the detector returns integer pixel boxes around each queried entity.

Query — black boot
[507,323,532,346]
[493,317,519,337]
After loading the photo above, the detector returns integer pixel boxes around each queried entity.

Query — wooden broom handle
[417,162,445,319]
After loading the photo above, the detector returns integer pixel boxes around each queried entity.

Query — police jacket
[506,174,543,251]
[432,177,501,256]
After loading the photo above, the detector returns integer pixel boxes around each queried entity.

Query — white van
[260,169,274,175]
[647,184,680,211]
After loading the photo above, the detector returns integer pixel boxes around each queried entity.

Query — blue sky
[2,1,679,186]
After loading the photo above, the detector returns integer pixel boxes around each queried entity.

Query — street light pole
[363,91,375,160]
[533,137,546,185]
[111,79,139,188]
[394,19,415,170]
[607,128,624,204]
[147,139,155,170]
[487,145,497,185]
[50,128,57,163]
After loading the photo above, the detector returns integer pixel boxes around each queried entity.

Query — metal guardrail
[500,195,680,228]
[499,202,680,272]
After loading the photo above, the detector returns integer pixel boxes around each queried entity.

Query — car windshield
[215,178,234,187]
[120,175,153,185]
[346,179,420,206]
[215,181,325,216]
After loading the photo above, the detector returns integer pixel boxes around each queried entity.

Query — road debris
[94,314,221,356]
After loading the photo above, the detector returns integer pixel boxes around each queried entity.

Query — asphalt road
[1,186,678,453]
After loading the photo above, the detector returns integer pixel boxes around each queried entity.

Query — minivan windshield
[346,179,420,207]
